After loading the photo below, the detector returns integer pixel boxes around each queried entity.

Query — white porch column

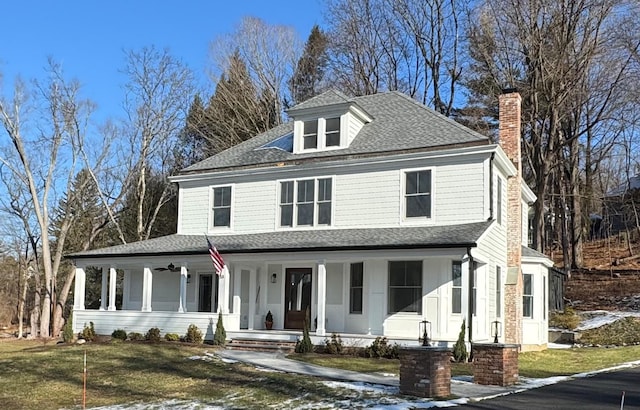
[248,268,257,330]
[73,266,86,311]
[217,266,230,314]
[178,264,188,313]
[142,266,153,312]
[108,266,117,311]
[232,267,242,314]
[316,260,327,336]
[100,267,107,310]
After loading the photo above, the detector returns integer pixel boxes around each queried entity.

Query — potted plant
[265,310,274,330]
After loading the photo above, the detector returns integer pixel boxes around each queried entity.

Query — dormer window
[296,117,343,152]
[325,118,341,147]
[303,121,318,149]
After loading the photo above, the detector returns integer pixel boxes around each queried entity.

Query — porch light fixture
[168,263,175,271]
[419,320,431,346]
[492,320,502,343]
[187,274,191,284]
[271,273,277,283]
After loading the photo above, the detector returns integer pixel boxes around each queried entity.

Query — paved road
[454,366,640,409]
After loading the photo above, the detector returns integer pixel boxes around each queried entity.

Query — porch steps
[227,337,297,354]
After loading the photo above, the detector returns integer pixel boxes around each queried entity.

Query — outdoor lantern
[492,320,502,343]
[419,320,431,346]
[271,273,277,283]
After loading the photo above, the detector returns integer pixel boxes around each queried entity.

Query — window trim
[401,167,435,224]
[277,177,334,228]
[209,184,234,231]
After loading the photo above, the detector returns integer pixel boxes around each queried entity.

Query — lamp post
[419,320,431,346]
[492,320,502,343]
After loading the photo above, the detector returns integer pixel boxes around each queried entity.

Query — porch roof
[68,221,493,260]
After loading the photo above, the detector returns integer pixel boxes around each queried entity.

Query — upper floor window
[303,121,318,150]
[279,178,333,227]
[388,260,422,314]
[405,170,432,218]
[212,186,232,228]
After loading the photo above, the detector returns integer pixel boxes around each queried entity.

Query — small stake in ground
[83,349,87,409]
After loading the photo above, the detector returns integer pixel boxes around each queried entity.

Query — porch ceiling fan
[154,263,182,272]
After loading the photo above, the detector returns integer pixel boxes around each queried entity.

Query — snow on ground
[575,310,640,331]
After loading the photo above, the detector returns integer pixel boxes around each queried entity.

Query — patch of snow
[186,355,212,361]
[576,310,640,331]
[89,399,224,409]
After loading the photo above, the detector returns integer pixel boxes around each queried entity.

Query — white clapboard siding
[436,162,485,224]
[335,170,401,227]
[233,180,278,233]
[346,112,365,145]
[179,186,210,234]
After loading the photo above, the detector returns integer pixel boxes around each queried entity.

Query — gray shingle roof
[68,221,493,259]
[521,246,549,259]
[180,91,489,174]
[286,89,352,112]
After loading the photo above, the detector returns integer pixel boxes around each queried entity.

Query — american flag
[206,237,225,276]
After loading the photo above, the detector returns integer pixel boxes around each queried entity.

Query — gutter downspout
[467,246,474,345]
[488,153,495,220]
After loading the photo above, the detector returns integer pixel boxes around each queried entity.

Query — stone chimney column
[499,90,523,345]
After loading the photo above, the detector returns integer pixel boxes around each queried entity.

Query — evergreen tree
[289,25,329,105]
[213,311,226,346]
[175,94,211,167]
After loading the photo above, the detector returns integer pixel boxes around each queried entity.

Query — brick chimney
[499,90,523,345]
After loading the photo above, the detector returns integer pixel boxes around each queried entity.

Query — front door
[198,274,213,312]
[284,268,312,329]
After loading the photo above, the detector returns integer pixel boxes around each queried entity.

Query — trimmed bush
[363,337,399,359]
[164,333,180,342]
[80,322,96,342]
[295,314,313,354]
[146,327,162,342]
[128,332,144,341]
[453,320,468,362]
[324,333,344,355]
[185,324,203,344]
[111,329,128,341]
[62,311,74,343]
[213,313,226,346]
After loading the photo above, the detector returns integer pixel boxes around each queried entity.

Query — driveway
[453,366,640,409]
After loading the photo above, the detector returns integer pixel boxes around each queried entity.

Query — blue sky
[0,0,324,121]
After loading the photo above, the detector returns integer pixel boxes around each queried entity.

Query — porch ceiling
[68,220,493,260]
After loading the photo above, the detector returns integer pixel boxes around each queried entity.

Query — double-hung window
[303,121,318,149]
[388,261,422,314]
[212,186,232,228]
[325,118,341,147]
[350,262,363,314]
[279,178,333,227]
[523,273,533,318]
[452,261,462,314]
[405,170,432,218]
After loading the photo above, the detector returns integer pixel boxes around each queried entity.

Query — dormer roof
[286,89,352,114]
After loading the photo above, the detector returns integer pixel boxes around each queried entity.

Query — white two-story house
[71,89,553,350]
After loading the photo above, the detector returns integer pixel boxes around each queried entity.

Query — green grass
[0,340,361,409]
[292,345,640,379]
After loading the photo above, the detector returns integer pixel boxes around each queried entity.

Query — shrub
[363,337,399,359]
[111,329,128,341]
[164,333,180,342]
[581,317,640,346]
[185,324,203,344]
[295,314,313,354]
[146,327,162,342]
[453,320,468,362]
[213,313,226,346]
[62,311,74,343]
[80,322,96,342]
[324,333,344,355]
[128,332,144,341]
[549,307,581,330]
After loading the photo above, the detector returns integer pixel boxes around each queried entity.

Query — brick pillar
[499,90,523,345]
[472,343,519,386]
[399,347,452,398]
